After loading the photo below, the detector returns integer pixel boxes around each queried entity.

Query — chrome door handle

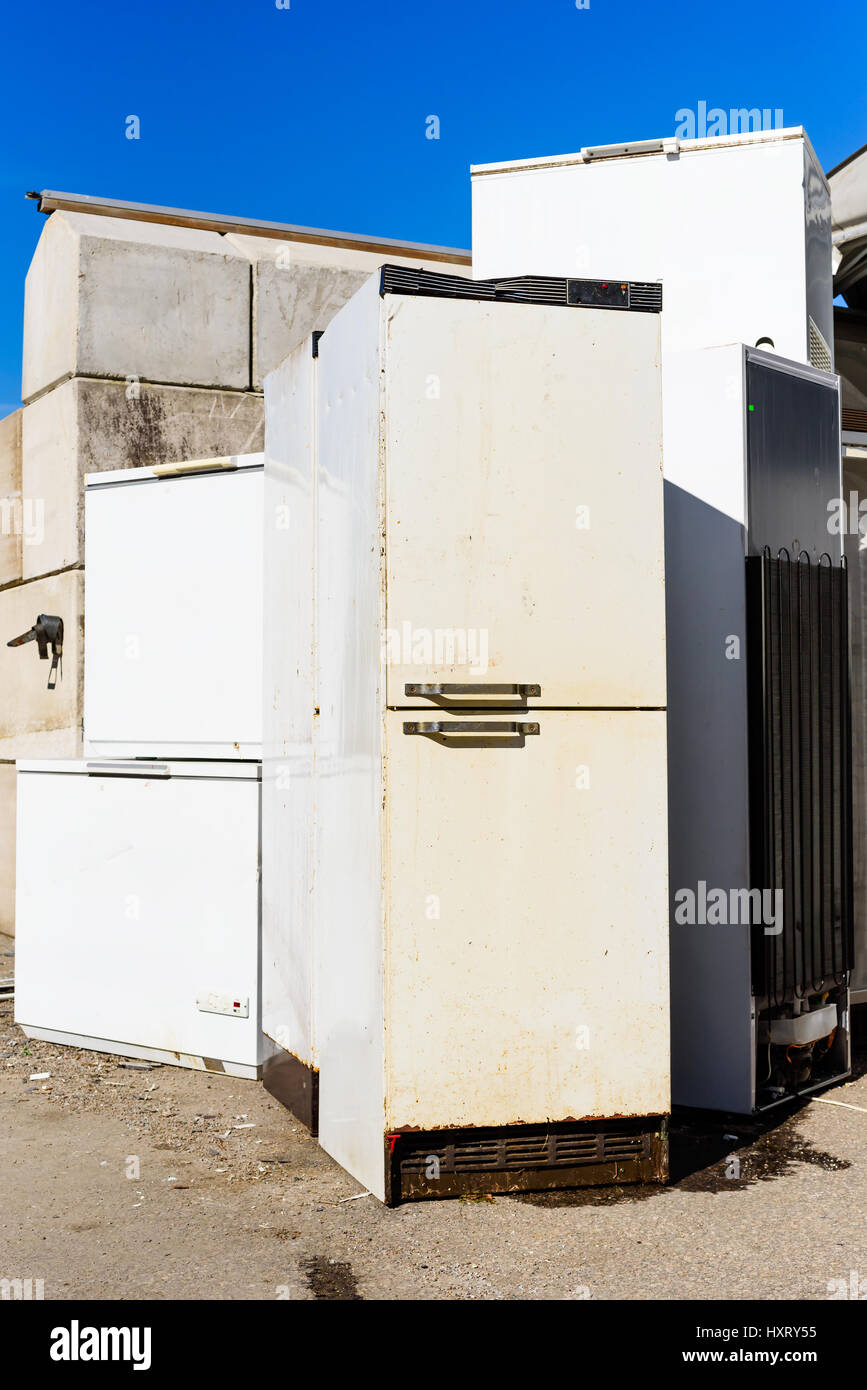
[404,683,541,698]
[403,721,540,736]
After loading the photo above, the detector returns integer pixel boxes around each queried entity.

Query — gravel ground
[2,930,866,1302]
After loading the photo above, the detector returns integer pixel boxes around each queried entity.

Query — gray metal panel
[745,358,842,560]
[666,481,755,1111]
[843,451,867,995]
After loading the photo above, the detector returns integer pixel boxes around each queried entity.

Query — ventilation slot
[627,283,664,312]
[842,406,867,435]
[396,1119,655,1176]
[378,265,662,313]
[808,317,833,373]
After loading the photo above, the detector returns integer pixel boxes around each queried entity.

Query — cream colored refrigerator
[264,265,670,1202]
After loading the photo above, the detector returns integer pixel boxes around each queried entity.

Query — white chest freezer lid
[16,760,261,780]
[84,453,264,488]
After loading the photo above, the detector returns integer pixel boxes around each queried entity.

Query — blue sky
[1,0,864,415]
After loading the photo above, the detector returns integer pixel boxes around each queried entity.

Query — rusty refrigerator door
[382,709,668,1200]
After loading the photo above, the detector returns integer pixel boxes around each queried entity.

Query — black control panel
[567,279,630,308]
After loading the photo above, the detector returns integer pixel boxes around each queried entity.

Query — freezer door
[84,467,263,758]
[383,709,670,1130]
[383,296,665,708]
[14,767,261,1067]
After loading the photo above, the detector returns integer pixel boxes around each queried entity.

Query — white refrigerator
[265,266,670,1202]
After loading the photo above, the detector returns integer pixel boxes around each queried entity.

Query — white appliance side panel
[84,468,264,757]
[262,343,316,1065]
[384,296,666,707]
[14,770,261,1068]
[804,142,833,364]
[384,709,670,1130]
[315,277,388,1200]
[472,139,809,364]
[663,344,747,521]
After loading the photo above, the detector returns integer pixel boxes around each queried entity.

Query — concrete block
[21,378,264,579]
[0,569,84,758]
[227,234,471,388]
[23,211,252,400]
[0,410,23,587]
[0,761,15,935]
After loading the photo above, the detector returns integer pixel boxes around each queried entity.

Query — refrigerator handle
[403,721,540,737]
[404,683,541,698]
[85,762,172,778]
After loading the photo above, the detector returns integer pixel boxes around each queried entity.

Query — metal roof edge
[25,190,472,265]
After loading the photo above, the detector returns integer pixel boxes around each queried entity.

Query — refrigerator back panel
[383,292,665,708]
[746,361,843,558]
[14,761,262,1075]
[84,458,264,759]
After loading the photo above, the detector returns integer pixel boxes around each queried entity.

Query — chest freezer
[14,759,264,1077]
[472,128,833,379]
[83,454,264,759]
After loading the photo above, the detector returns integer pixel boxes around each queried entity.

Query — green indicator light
[748,404,755,411]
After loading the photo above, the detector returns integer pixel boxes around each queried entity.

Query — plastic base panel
[18,1025,261,1080]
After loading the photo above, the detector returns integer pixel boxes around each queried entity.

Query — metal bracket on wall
[7,614,64,689]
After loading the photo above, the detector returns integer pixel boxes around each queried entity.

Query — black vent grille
[397,1121,651,1176]
[748,549,853,1005]
[379,264,662,313]
[627,282,664,311]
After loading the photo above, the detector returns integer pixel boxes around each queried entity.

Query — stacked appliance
[471,129,853,1111]
[263,265,671,1203]
[664,347,850,1110]
[14,455,266,1078]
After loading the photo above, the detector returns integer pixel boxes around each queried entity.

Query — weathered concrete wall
[21,379,264,579]
[23,212,252,401]
[0,410,22,588]
[2,209,468,933]
[227,234,471,388]
[0,569,84,757]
